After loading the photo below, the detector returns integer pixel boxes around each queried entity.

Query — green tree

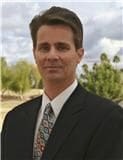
[113,55,120,63]
[1,58,43,99]
[100,52,109,63]
[29,64,42,88]
[10,60,32,98]
[80,53,123,102]
[113,55,120,69]
[0,57,13,95]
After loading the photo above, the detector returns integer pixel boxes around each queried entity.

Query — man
[1,6,123,160]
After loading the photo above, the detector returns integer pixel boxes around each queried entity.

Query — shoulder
[77,85,123,137]
[86,88,122,111]
[10,96,42,113]
[2,96,42,131]
[3,96,42,122]
[77,83,123,117]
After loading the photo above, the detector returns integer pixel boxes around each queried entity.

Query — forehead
[36,25,74,43]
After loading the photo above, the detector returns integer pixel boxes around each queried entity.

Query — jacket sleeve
[1,112,10,160]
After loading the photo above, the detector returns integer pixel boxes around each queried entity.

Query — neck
[43,79,76,100]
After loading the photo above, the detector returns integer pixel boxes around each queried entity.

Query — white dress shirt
[34,79,78,142]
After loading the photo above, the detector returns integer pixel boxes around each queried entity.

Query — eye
[38,43,50,53]
[56,43,70,52]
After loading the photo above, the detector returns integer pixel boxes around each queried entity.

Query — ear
[77,48,84,63]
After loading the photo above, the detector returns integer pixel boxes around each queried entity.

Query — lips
[44,66,62,69]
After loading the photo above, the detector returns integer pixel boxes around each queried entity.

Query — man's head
[29,6,83,50]
[29,6,84,88]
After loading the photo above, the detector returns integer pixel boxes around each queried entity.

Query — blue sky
[1,0,123,71]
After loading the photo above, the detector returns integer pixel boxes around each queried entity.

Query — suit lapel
[42,84,87,160]
[26,96,42,131]
[21,96,42,158]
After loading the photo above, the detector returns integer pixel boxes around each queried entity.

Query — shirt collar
[42,79,78,118]
[42,79,78,117]
[51,79,78,117]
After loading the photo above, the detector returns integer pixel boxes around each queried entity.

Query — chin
[45,76,64,83]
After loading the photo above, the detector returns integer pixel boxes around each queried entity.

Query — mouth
[44,66,62,69]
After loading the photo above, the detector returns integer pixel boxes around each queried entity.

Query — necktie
[33,103,56,160]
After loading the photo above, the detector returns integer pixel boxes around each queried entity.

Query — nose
[47,47,59,61]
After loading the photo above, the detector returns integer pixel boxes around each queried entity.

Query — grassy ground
[0,89,42,130]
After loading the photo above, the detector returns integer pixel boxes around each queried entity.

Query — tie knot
[44,103,53,114]
[44,103,52,114]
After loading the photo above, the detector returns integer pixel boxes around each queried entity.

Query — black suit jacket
[1,84,123,160]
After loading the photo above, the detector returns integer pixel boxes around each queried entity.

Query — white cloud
[100,38,123,58]
[1,1,123,70]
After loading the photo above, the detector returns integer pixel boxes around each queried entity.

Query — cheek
[63,58,78,71]
[35,54,44,65]
[67,54,79,66]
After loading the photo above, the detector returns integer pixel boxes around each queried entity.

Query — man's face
[33,25,84,84]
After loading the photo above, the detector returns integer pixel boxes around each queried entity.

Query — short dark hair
[29,6,83,49]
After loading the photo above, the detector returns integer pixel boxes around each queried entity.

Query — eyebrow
[54,42,70,48]
[55,42,70,45]
[37,41,70,46]
[37,42,49,47]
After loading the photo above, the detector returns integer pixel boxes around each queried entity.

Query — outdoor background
[0,0,123,130]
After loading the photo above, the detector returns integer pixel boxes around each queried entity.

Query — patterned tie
[33,103,56,160]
